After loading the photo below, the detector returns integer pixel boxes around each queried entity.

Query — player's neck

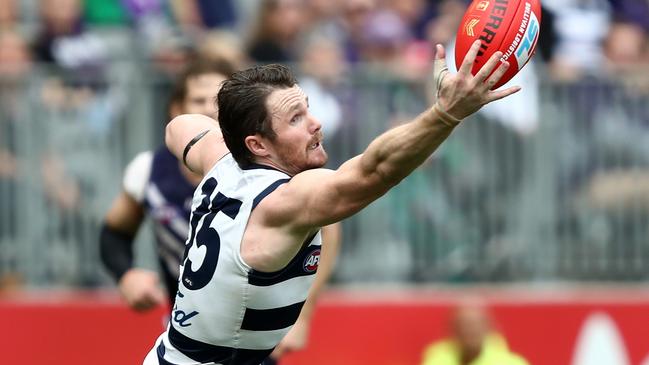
[251,156,295,176]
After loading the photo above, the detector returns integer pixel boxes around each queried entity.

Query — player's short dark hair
[217,64,297,167]
[168,58,237,112]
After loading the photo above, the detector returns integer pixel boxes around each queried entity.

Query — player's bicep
[270,156,387,228]
[308,161,386,225]
[165,114,228,175]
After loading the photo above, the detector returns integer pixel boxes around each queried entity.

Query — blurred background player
[420,300,529,365]
[99,57,341,362]
[99,58,236,311]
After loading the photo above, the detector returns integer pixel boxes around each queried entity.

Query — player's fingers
[434,43,446,60]
[483,60,510,90]
[473,51,503,84]
[433,44,449,94]
[459,40,481,75]
[486,85,521,103]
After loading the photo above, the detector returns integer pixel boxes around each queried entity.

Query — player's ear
[245,135,271,159]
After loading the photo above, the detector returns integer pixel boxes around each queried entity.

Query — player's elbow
[165,116,182,155]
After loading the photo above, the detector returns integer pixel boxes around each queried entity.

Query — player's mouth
[308,132,324,150]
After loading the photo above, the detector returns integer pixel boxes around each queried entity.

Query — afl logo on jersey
[303,249,321,273]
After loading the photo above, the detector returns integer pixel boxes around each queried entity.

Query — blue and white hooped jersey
[146,153,321,365]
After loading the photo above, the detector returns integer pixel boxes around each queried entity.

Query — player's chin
[307,149,328,169]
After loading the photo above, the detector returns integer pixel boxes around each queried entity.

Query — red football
[455,0,542,89]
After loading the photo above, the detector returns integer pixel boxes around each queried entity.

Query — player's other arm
[165,114,229,175]
[100,191,144,281]
[271,41,520,230]
[288,223,341,327]
[270,223,341,358]
[100,193,165,311]
[100,153,166,311]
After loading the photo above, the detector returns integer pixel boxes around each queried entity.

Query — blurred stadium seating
[3,67,649,287]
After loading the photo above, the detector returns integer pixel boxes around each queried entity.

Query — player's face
[182,73,227,119]
[266,85,327,175]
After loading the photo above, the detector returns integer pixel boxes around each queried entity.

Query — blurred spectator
[303,0,342,26]
[609,0,649,33]
[0,28,30,286]
[358,10,411,70]
[167,0,200,34]
[544,0,612,81]
[385,0,436,42]
[193,0,238,29]
[198,29,250,69]
[536,5,559,63]
[563,2,649,280]
[0,28,31,78]
[356,8,435,81]
[247,0,307,64]
[385,0,426,30]
[339,0,377,63]
[34,0,109,70]
[83,0,129,26]
[0,0,18,29]
[604,20,649,96]
[420,301,529,365]
[27,0,130,285]
[605,22,647,67]
[424,0,465,46]
[297,31,346,140]
[0,28,32,244]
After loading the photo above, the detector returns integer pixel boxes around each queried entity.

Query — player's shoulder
[267,167,333,197]
[253,167,333,226]
[123,150,154,202]
[275,167,336,202]
[287,167,335,187]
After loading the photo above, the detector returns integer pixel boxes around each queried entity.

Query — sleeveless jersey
[124,147,195,303]
[145,153,322,365]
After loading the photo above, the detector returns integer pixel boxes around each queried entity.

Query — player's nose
[308,113,322,134]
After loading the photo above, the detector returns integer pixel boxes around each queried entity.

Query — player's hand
[433,40,521,120]
[269,317,311,359]
[118,269,166,312]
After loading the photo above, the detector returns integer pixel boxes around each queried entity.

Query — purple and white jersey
[124,147,195,299]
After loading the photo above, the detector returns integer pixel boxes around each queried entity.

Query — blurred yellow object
[421,333,530,365]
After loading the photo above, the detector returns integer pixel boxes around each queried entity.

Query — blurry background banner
[4,288,649,365]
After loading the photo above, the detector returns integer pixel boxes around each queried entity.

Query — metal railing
[2,64,649,287]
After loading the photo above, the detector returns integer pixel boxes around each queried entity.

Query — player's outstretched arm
[165,114,229,175]
[269,41,520,230]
